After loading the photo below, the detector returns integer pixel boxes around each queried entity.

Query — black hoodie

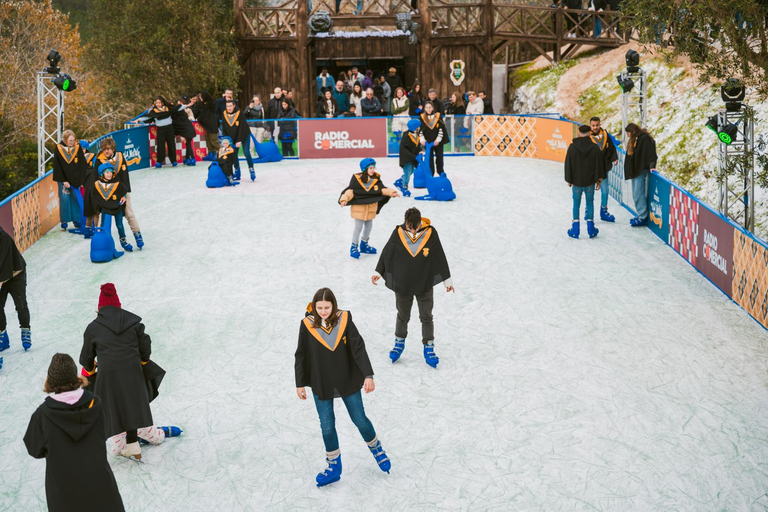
[24,390,125,512]
[80,306,155,437]
[565,135,606,187]
[0,227,25,284]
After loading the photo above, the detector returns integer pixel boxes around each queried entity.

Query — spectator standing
[350,83,364,117]
[479,91,494,114]
[378,75,392,114]
[317,90,340,118]
[426,89,444,116]
[408,82,423,116]
[391,87,410,133]
[266,87,284,121]
[361,70,374,91]
[348,67,363,88]
[464,90,484,130]
[361,88,383,117]
[278,99,298,156]
[215,89,238,124]
[624,122,657,227]
[338,72,351,93]
[244,95,266,150]
[192,91,220,158]
[173,98,197,166]
[446,92,466,115]
[385,67,404,94]
[332,81,350,113]
[316,68,336,98]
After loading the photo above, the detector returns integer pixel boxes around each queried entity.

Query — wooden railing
[494,5,557,39]
[308,0,412,16]
[239,7,298,38]
[431,3,486,37]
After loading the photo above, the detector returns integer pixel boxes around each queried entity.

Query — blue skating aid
[423,343,439,368]
[567,221,580,239]
[316,455,342,487]
[359,240,377,254]
[390,338,405,362]
[160,426,183,437]
[587,220,599,239]
[205,162,229,188]
[252,139,283,163]
[90,215,124,263]
[414,173,456,202]
[0,330,9,352]
[368,440,391,474]
[413,143,433,189]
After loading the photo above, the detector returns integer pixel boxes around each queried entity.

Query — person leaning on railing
[278,99,298,156]
[317,90,341,118]
[624,123,657,227]
[391,87,410,134]
[361,88,383,117]
[464,91,484,130]
[244,94,266,148]
[332,81,350,114]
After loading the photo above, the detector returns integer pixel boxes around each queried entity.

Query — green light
[62,78,70,90]
[718,132,732,144]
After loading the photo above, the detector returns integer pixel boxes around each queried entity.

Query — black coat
[81,158,99,217]
[89,180,128,217]
[194,93,219,134]
[482,97,494,114]
[590,129,618,179]
[385,74,403,93]
[172,107,196,140]
[96,151,131,193]
[624,132,657,180]
[565,136,605,187]
[420,112,450,146]
[399,131,422,168]
[221,109,249,145]
[52,144,87,188]
[24,391,125,512]
[0,227,25,283]
[244,104,266,128]
[375,219,451,296]
[266,97,284,121]
[408,93,423,116]
[80,306,154,437]
[217,146,236,177]
[278,108,298,141]
[294,311,374,400]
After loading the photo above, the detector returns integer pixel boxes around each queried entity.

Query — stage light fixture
[705,115,718,133]
[718,123,738,145]
[45,50,62,74]
[52,74,77,92]
[721,78,745,112]
[625,50,640,73]
[617,75,634,93]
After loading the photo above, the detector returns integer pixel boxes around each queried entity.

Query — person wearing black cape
[173,97,198,166]
[24,353,125,512]
[0,224,31,364]
[624,122,658,227]
[372,207,454,368]
[419,101,450,176]
[589,116,619,222]
[339,158,399,259]
[221,99,254,181]
[80,283,180,460]
[52,129,88,232]
[192,91,220,160]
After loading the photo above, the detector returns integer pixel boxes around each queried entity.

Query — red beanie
[98,283,121,310]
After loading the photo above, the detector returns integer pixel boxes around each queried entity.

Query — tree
[622,0,768,96]
[88,0,242,114]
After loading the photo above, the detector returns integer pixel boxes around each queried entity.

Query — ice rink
[2,155,768,511]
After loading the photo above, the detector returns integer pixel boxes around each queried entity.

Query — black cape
[80,306,154,437]
[52,144,87,188]
[172,107,196,140]
[294,310,374,400]
[419,112,450,145]
[96,151,131,193]
[82,154,99,217]
[375,219,451,296]
[24,391,125,512]
[221,109,249,144]
[624,132,658,180]
[0,227,25,283]
[89,180,127,217]
[590,129,618,179]
[564,136,605,187]
[399,131,422,168]
[339,173,391,213]
[194,92,218,134]
[217,146,236,177]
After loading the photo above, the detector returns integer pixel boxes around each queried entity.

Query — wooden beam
[418,0,430,86]
[297,0,310,118]
[484,0,493,100]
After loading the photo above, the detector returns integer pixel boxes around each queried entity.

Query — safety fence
[3,114,768,331]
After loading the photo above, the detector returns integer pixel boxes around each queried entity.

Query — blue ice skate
[394,178,411,197]
[359,240,377,254]
[154,162,162,168]
[21,328,31,351]
[249,168,255,181]
[390,338,405,362]
[316,455,342,487]
[0,357,3,370]
[134,231,144,250]
[233,169,241,181]
[120,238,134,252]
[567,221,580,239]
[160,426,183,437]
[202,153,216,162]
[587,220,599,239]
[423,343,439,368]
[600,207,615,222]
[630,217,648,227]
[0,330,9,352]
[368,440,391,473]
[350,243,360,259]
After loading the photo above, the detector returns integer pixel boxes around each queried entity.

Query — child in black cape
[217,137,237,185]
[52,130,87,232]
[136,96,188,168]
[394,118,422,196]
[24,353,125,512]
[0,224,31,362]
[294,287,391,487]
[418,101,450,176]
[372,207,454,368]
[90,163,131,250]
[339,158,399,259]
[221,99,255,181]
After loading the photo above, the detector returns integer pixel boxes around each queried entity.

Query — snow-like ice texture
[2,157,768,511]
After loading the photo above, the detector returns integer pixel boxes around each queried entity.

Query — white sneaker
[120,441,142,460]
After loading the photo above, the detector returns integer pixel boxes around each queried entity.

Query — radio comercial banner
[298,118,387,159]
[695,206,734,297]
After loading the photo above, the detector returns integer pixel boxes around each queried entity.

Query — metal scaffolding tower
[717,106,755,231]
[37,71,64,178]
[619,67,647,146]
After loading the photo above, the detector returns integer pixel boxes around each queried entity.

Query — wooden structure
[235,0,627,116]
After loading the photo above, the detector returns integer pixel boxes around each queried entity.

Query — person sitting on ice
[89,163,132,251]
[339,158,399,259]
[24,353,126,511]
[79,283,181,461]
[394,118,422,197]
[294,287,391,487]
[372,207,454,368]
[217,137,238,186]
[0,224,31,367]
[564,124,606,239]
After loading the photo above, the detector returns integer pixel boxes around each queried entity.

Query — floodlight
[721,78,745,112]
[52,74,77,92]
[718,123,738,145]
[46,50,61,74]
[625,50,640,73]
[617,75,634,93]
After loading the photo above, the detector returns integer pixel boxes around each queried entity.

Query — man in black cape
[0,225,31,360]
[372,207,454,369]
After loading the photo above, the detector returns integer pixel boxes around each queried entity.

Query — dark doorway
[315,58,408,94]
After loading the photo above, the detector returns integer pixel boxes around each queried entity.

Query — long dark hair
[310,287,339,328]
[625,123,653,155]
[154,95,172,109]
[410,82,422,100]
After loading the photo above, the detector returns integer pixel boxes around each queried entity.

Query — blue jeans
[239,137,254,170]
[601,177,609,208]
[572,186,595,221]
[313,390,376,452]
[632,169,650,220]
[101,211,126,239]
[401,163,414,187]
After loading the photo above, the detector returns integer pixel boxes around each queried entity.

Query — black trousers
[394,288,434,344]
[184,137,194,160]
[281,142,295,156]
[156,125,176,164]
[0,270,30,331]
[429,143,445,176]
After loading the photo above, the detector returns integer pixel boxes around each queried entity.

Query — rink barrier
[5,114,768,331]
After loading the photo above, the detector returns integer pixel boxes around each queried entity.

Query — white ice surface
[1,156,768,511]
